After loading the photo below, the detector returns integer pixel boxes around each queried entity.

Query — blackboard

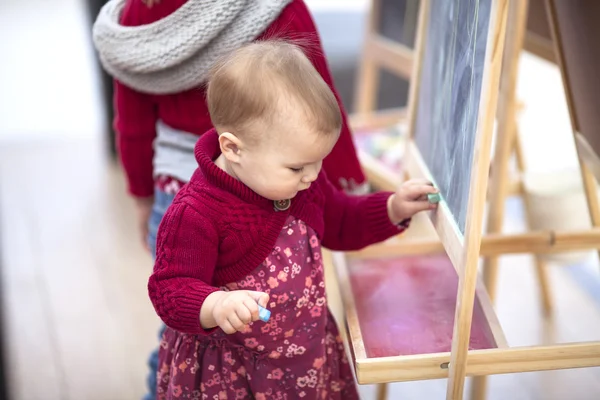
[414,0,492,234]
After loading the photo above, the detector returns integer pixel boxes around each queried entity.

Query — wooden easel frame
[333,0,600,399]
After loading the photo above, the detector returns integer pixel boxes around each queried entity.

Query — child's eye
[289,167,304,173]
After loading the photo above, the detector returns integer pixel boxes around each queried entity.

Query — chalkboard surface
[414,0,492,234]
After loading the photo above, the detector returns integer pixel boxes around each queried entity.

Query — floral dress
[156,216,359,399]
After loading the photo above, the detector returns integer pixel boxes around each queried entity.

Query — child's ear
[218,132,243,164]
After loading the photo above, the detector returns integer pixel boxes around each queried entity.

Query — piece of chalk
[427,192,441,204]
[258,305,271,322]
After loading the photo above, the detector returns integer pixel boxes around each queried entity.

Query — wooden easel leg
[574,164,600,274]
[376,383,388,400]
[482,0,528,301]
[512,123,525,170]
[482,0,528,303]
[470,377,488,400]
[579,165,600,253]
[354,0,382,116]
[514,131,554,315]
[476,1,528,399]
[401,0,419,47]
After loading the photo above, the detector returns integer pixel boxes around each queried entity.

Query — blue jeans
[143,188,175,400]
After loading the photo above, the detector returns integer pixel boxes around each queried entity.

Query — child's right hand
[202,290,270,334]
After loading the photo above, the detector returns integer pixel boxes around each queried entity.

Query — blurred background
[1,0,599,399]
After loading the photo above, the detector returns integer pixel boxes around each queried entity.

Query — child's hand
[205,290,270,334]
[134,196,154,253]
[387,179,439,224]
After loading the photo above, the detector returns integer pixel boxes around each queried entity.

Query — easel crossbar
[347,227,600,260]
[354,342,600,384]
[482,227,600,255]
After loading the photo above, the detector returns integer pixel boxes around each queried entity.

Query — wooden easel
[333,0,600,399]
[352,0,417,126]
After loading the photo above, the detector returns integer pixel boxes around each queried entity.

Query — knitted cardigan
[148,129,409,334]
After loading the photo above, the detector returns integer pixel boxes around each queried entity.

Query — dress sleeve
[113,80,157,198]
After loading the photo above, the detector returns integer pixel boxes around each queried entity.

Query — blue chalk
[258,305,271,322]
[427,192,441,204]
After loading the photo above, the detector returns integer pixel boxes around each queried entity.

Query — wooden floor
[0,139,162,399]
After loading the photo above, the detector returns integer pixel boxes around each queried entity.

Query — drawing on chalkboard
[414,0,492,234]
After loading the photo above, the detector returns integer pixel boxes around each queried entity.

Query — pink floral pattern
[156,217,359,399]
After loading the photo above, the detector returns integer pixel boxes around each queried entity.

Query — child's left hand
[387,179,439,224]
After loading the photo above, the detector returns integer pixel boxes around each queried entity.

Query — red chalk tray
[332,251,506,384]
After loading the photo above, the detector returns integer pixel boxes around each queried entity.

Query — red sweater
[114,0,366,198]
[148,129,408,334]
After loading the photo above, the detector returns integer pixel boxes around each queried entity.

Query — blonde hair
[206,40,342,137]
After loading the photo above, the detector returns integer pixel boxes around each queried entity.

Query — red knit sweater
[148,129,408,334]
[114,0,366,198]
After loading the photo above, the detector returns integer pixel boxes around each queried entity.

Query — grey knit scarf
[92,0,293,94]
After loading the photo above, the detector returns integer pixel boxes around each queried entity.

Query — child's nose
[302,169,318,183]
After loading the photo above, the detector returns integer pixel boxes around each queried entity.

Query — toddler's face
[235,120,338,201]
